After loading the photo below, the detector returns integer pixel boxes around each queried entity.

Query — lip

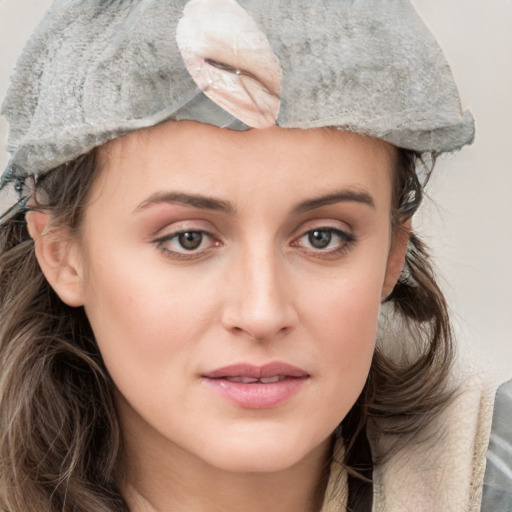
[202,362,310,409]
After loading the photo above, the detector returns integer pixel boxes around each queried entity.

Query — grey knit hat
[1,0,474,195]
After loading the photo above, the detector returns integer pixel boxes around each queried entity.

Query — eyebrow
[134,188,375,215]
[293,189,376,213]
[134,192,237,215]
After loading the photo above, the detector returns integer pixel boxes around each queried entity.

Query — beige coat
[323,370,498,512]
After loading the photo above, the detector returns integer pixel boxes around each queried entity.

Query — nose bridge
[222,238,297,341]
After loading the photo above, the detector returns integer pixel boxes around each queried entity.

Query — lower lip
[203,377,308,409]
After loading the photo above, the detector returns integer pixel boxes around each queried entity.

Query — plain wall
[1,0,511,381]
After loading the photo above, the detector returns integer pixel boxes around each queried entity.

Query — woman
[0,1,499,511]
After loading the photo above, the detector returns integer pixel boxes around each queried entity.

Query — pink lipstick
[202,362,309,409]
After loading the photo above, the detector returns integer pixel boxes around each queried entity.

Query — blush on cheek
[314,285,380,386]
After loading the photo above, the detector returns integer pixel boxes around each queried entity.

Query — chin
[207,450,306,474]
[196,425,329,474]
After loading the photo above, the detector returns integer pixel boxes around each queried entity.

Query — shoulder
[369,367,499,512]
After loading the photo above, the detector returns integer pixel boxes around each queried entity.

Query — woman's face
[72,121,401,473]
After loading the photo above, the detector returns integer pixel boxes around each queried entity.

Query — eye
[293,227,355,254]
[154,230,219,256]
[175,231,204,250]
[307,229,334,249]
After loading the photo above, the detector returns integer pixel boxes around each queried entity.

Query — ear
[381,219,411,300]
[26,210,85,307]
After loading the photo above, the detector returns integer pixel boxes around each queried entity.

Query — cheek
[310,283,380,371]
[301,245,386,341]
[298,253,387,416]
[80,247,219,386]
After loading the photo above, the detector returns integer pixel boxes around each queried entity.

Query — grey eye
[307,230,332,249]
[178,232,203,250]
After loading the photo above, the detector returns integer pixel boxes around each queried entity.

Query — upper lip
[202,362,309,379]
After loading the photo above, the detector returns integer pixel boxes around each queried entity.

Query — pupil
[308,230,331,249]
[178,232,203,250]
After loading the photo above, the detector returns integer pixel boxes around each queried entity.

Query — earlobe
[381,220,411,300]
[26,210,85,307]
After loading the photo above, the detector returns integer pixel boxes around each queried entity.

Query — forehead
[94,121,397,212]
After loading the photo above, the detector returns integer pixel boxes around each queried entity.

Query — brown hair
[0,146,453,511]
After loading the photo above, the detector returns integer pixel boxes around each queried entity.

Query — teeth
[226,376,259,383]
[224,376,285,384]
[260,376,283,383]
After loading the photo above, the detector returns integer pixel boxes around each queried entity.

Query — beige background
[1,0,511,381]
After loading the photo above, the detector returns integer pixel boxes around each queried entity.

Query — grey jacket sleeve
[481,379,512,512]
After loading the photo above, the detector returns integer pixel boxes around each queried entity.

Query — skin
[28,121,408,512]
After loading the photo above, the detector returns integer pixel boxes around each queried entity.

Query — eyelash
[292,227,356,257]
[153,227,356,260]
[154,230,219,259]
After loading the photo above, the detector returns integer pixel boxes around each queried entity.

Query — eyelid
[153,228,222,259]
[290,225,356,257]
[147,215,220,238]
[289,218,353,240]
[293,227,354,246]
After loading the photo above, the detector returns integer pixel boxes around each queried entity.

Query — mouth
[221,375,287,384]
[201,362,310,409]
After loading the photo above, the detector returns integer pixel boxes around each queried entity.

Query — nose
[221,247,298,342]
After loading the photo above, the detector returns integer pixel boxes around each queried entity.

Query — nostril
[231,326,265,342]
[229,324,292,344]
